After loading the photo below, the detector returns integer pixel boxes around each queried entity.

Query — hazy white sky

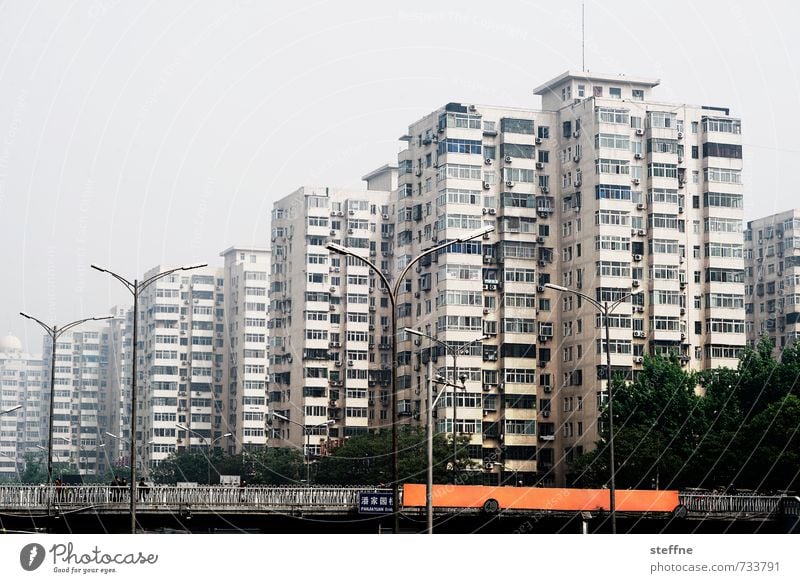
[1,0,798,352]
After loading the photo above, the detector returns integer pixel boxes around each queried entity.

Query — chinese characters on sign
[358,492,394,514]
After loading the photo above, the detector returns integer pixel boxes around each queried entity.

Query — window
[648,163,678,179]
[438,138,482,156]
[704,167,742,184]
[703,142,743,159]
[596,159,630,175]
[632,89,644,101]
[596,184,631,200]
[701,117,742,134]
[538,126,550,139]
[596,107,628,124]
[500,118,534,134]
[596,133,630,150]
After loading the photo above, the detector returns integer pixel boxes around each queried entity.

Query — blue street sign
[358,491,394,514]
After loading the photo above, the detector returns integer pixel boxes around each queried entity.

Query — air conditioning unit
[542,385,552,393]
[347,228,354,234]
[680,307,686,315]
[632,279,640,287]
[542,410,550,418]
[574,179,582,187]
[538,336,549,343]
[677,131,683,139]
[633,254,643,261]
[414,291,420,298]
[483,384,492,392]
[483,255,493,263]
[636,203,645,210]
[635,128,644,136]
[329,341,340,348]
[535,137,542,145]
[634,153,643,160]
[506,180,515,187]
[498,383,505,392]
[489,208,496,215]
[485,158,493,165]
[633,331,645,338]
[483,181,491,190]
[348,209,355,215]
[536,162,545,169]
[382,214,389,220]
[540,186,549,194]
[538,260,547,267]
[637,229,646,236]
[677,156,684,164]
[536,285,545,292]
[635,306,645,313]
[483,308,490,315]
[573,130,581,138]
[678,206,684,214]
[504,156,512,163]
[632,178,640,185]
[573,155,581,163]
[634,356,644,364]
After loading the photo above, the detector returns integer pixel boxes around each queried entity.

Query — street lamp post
[0,405,22,416]
[404,328,487,482]
[327,225,493,533]
[19,313,113,488]
[270,413,333,484]
[175,425,232,485]
[544,283,641,534]
[421,352,465,534]
[91,262,206,534]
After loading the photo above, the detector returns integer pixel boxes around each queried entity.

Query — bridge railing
[679,493,783,515]
[0,485,389,510]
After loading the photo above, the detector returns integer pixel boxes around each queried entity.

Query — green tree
[315,427,474,485]
[736,394,800,492]
[571,354,708,489]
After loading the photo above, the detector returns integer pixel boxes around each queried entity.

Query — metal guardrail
[0,485,387,512]
[679,494,783,515]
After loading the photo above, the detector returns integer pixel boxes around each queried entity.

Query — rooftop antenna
[582,2,586,71]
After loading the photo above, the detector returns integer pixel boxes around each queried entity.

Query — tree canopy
[571,338,800,493]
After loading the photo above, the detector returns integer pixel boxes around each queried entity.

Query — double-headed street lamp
[175,425,232,485]
[544,283,641,534]
[403,328,488,482]
[270,412,334,484]
[19,312,113,487]
[327,225,493,533]
[91,262,207,533]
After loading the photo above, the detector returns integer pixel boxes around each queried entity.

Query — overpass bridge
[0,485,797,534]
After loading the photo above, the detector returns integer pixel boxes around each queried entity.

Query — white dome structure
[0,334,23,353]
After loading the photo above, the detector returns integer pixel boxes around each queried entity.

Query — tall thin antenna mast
[582,3,586,71]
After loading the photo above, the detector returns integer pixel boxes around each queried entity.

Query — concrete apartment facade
[0,335,43,480]
[267,167,397,461]
[268,70,745,487]
[396,71,745,486]
[221,246,271,450]
[744,209,800,352]
[41,326,106,476]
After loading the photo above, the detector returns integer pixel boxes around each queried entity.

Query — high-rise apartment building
[744,209,800,352]
[221,246,271,450]
[41,326,106,476]
[396,71,744,486]
[0,335,43,480]
[136,265,229,468]
[267,166,397,459]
